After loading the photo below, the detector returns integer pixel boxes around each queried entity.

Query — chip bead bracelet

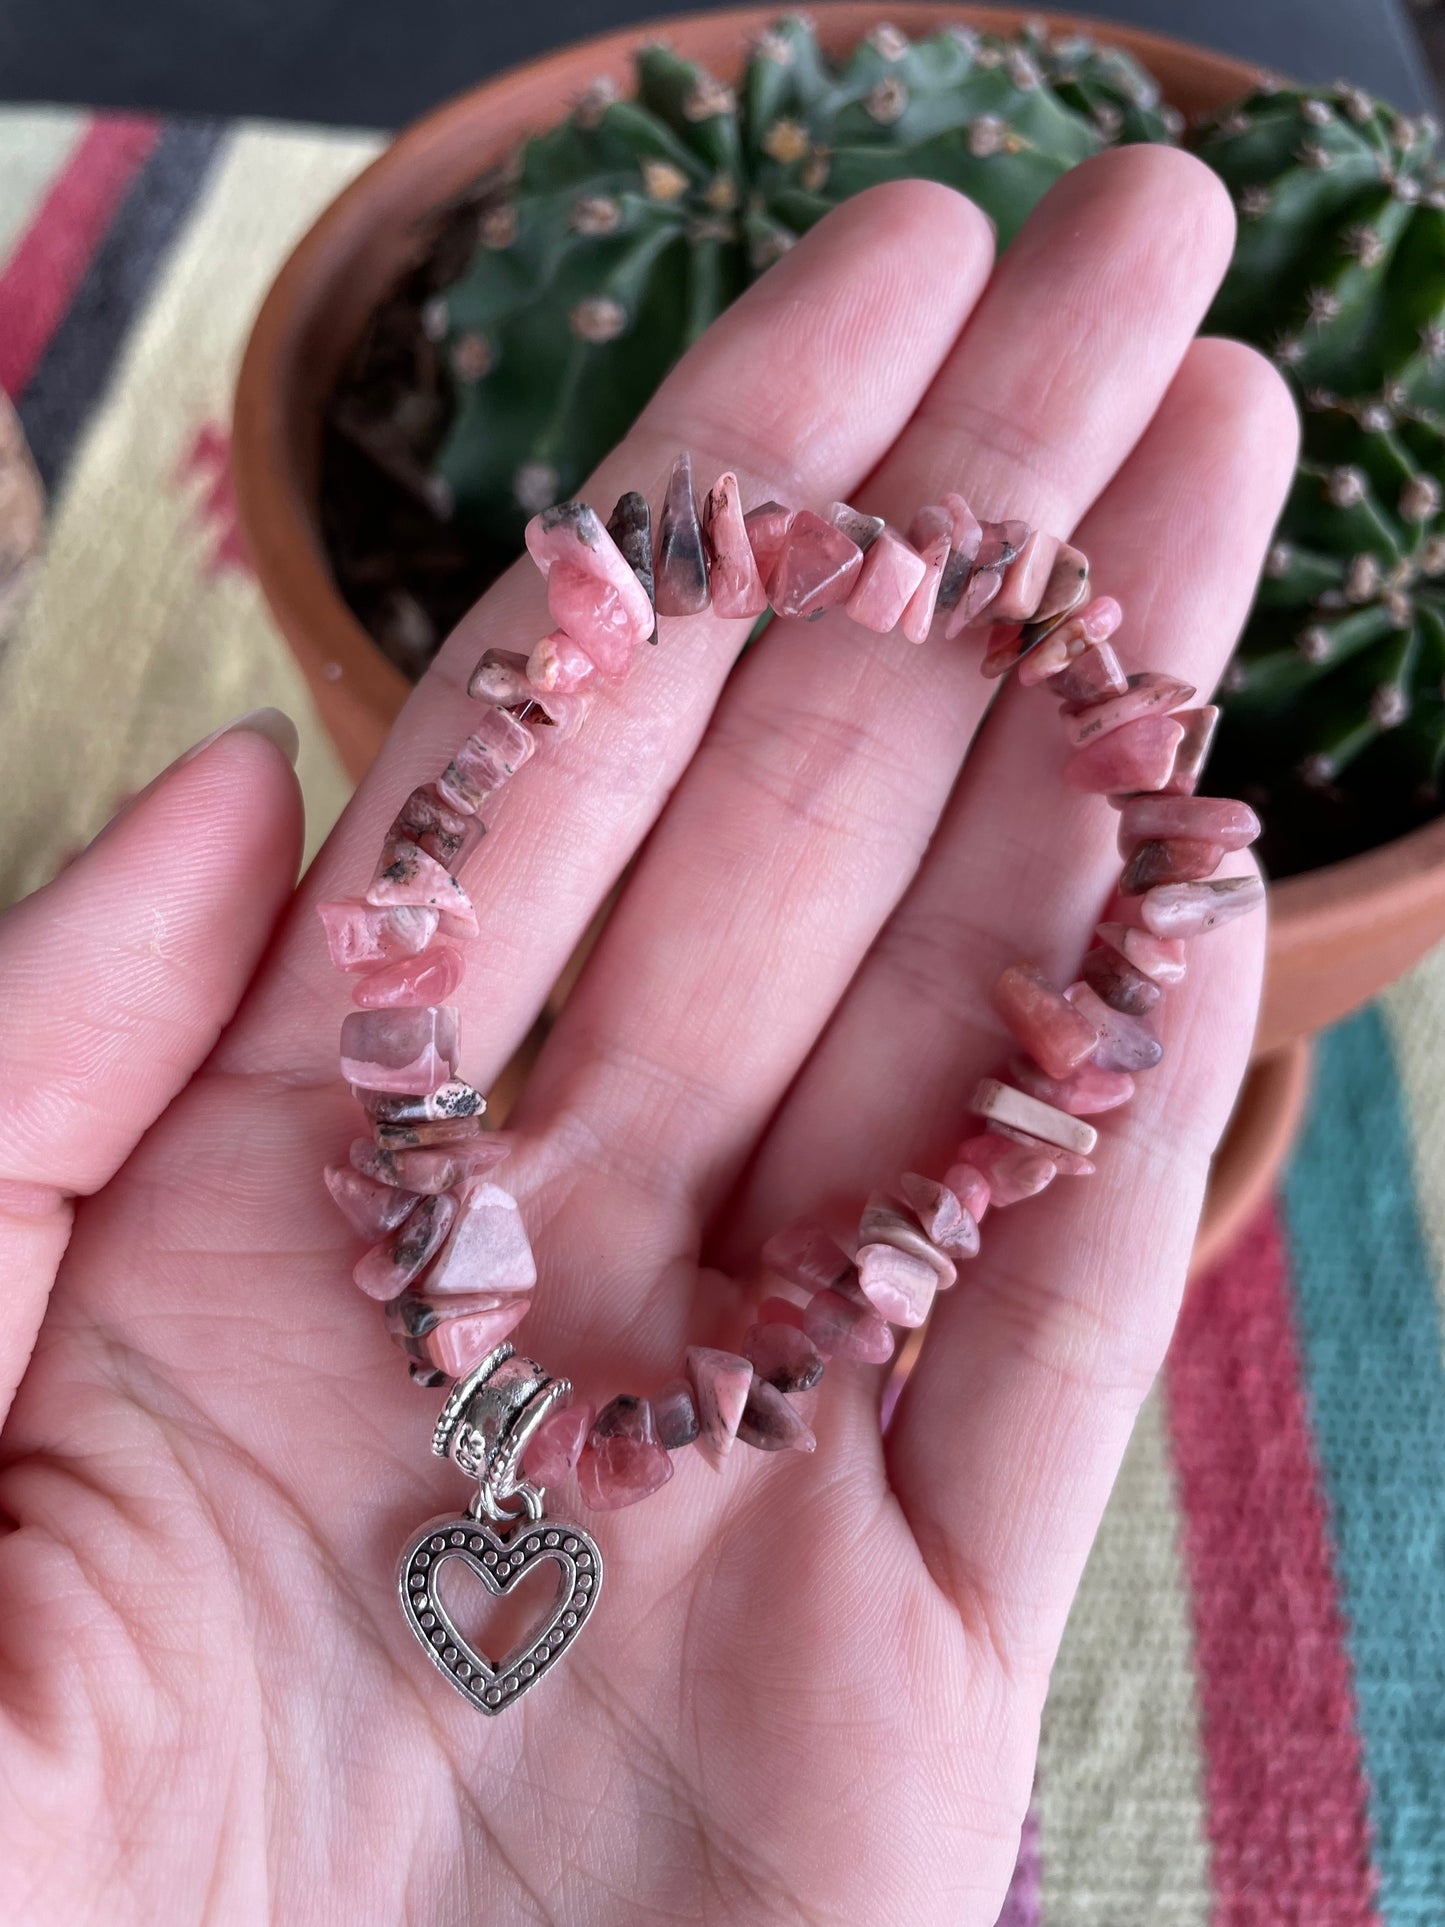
[318,452,1264,1714]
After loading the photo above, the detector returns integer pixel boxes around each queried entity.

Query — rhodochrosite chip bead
[340,1006,460,1095]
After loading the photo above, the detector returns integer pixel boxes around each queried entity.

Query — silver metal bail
[431,1343,572,1521]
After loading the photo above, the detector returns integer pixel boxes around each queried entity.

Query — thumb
[0,710,304,1429]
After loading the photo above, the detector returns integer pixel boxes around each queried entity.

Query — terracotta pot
[233,4,1430,1265]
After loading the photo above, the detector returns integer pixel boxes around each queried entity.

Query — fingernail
[179,707,300,769]
[86,709,301,852]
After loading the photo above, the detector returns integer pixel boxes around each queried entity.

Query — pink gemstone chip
[803,1288,895,1365]
[350,1135,510,1195]
[704,471,768,619]
[1048,640,1128,705]
[317,899,439,973]
[1116,794,1261,857]
[954,1133,1056,1207]
[992,960,1101,1080]
[761,1219,853,1294]
[767,509,864,619]
[845,526,926,633]
[736,1379,816,1454]
[1138,876,1265,938]
[365,838,478,933]
[743,1321,824,1393]
[546,562,645,677]
[1061,673,1196,747]
[686,1346,754,1463]
[523,1402,594,1485]
[652,1379,700,1449]
[1064,713,1184,795]
[528,628,599,694]
[1009,1056,1136,1117]
[373,1113,483,1149]
[742,500,795,584]
[1080,945,1163,1016]
[899,1172,965,1244]
[1094,922,1188,985]
[352,943,467,1010]
[1064,981,1164,1073]
[424,1177,537,1295]
[340,1004,460,1095]
[391,785,482,872]
[323,1163,420,1238]
[1120,838,1226,894]
[438,706,535,812]
[524,498,654,638]
[856,1243,939,1327]
[353,1190,458,1301]
[993,529,1059,623]
[427,1298,531,1378]
[1159,706,1220,796]
[940,1162,991,1222]
[577,1430,674,1510]
[901,505,953,643]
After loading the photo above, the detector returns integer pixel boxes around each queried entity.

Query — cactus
[422,17,1177,539]
[1190,85,1445,871]
[328,29,1445,874]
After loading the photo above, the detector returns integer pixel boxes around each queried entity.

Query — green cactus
[331,27,1445,874]
[1190,84,1445,871]
[424,16,1178,539]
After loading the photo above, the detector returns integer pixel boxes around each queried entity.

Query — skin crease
[0,160,1296,1925]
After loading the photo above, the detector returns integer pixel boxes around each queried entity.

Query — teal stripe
[1282,1007,1445,1923]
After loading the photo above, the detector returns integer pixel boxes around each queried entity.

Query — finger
[518,148,1237,1218]
[217,181,995,1093]
[0,717,303,1427]
[823,341,1297,1667]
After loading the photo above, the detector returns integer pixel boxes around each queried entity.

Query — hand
[0,150,1293,1926]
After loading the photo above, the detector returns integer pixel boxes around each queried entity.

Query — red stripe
[0,114,159,399]
[1166,1206,1379,1926]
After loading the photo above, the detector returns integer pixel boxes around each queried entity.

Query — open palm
[0,151,1293,1926]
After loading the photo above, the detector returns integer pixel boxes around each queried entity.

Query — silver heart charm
[398,1512,603,1713]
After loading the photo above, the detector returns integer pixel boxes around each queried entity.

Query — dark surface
[0,0,1436,126]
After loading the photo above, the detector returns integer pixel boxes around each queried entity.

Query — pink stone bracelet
[320,455,1263,1517]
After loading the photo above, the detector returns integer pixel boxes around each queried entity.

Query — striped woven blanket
[2,106,1443,1924]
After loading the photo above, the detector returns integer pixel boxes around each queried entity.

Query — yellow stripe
[1036,1389,1212,1924]
[0,121,382,904]
[0,107,86,269]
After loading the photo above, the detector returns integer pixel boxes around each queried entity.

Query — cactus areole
[320,17,1445,876]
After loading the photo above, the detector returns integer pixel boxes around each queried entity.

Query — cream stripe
[1036,1389,1212,1924]
[0,107,86,269]
[0,122,383,905]
[1382,942,1445,1347]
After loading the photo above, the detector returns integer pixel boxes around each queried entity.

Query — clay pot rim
[1268,805,1445,926]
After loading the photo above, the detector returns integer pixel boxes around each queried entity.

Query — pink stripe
[0,114,158,398]
[1166,1207,1379,1925]
[992,1803,1040,1927]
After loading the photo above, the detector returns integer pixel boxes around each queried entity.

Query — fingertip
[131,722,306,892]
[1021,141,1237,319]
[1188,334,1302,486]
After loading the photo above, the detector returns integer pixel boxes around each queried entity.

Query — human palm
[0,151,1294,1925]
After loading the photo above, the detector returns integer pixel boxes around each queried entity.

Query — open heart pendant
[398,1343,602,1714]
[399,1513,603,1713]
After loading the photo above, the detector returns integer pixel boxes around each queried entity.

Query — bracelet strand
[315,454,1263,1707]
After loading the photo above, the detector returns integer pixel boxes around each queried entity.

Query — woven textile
[3,105,1444,1924]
